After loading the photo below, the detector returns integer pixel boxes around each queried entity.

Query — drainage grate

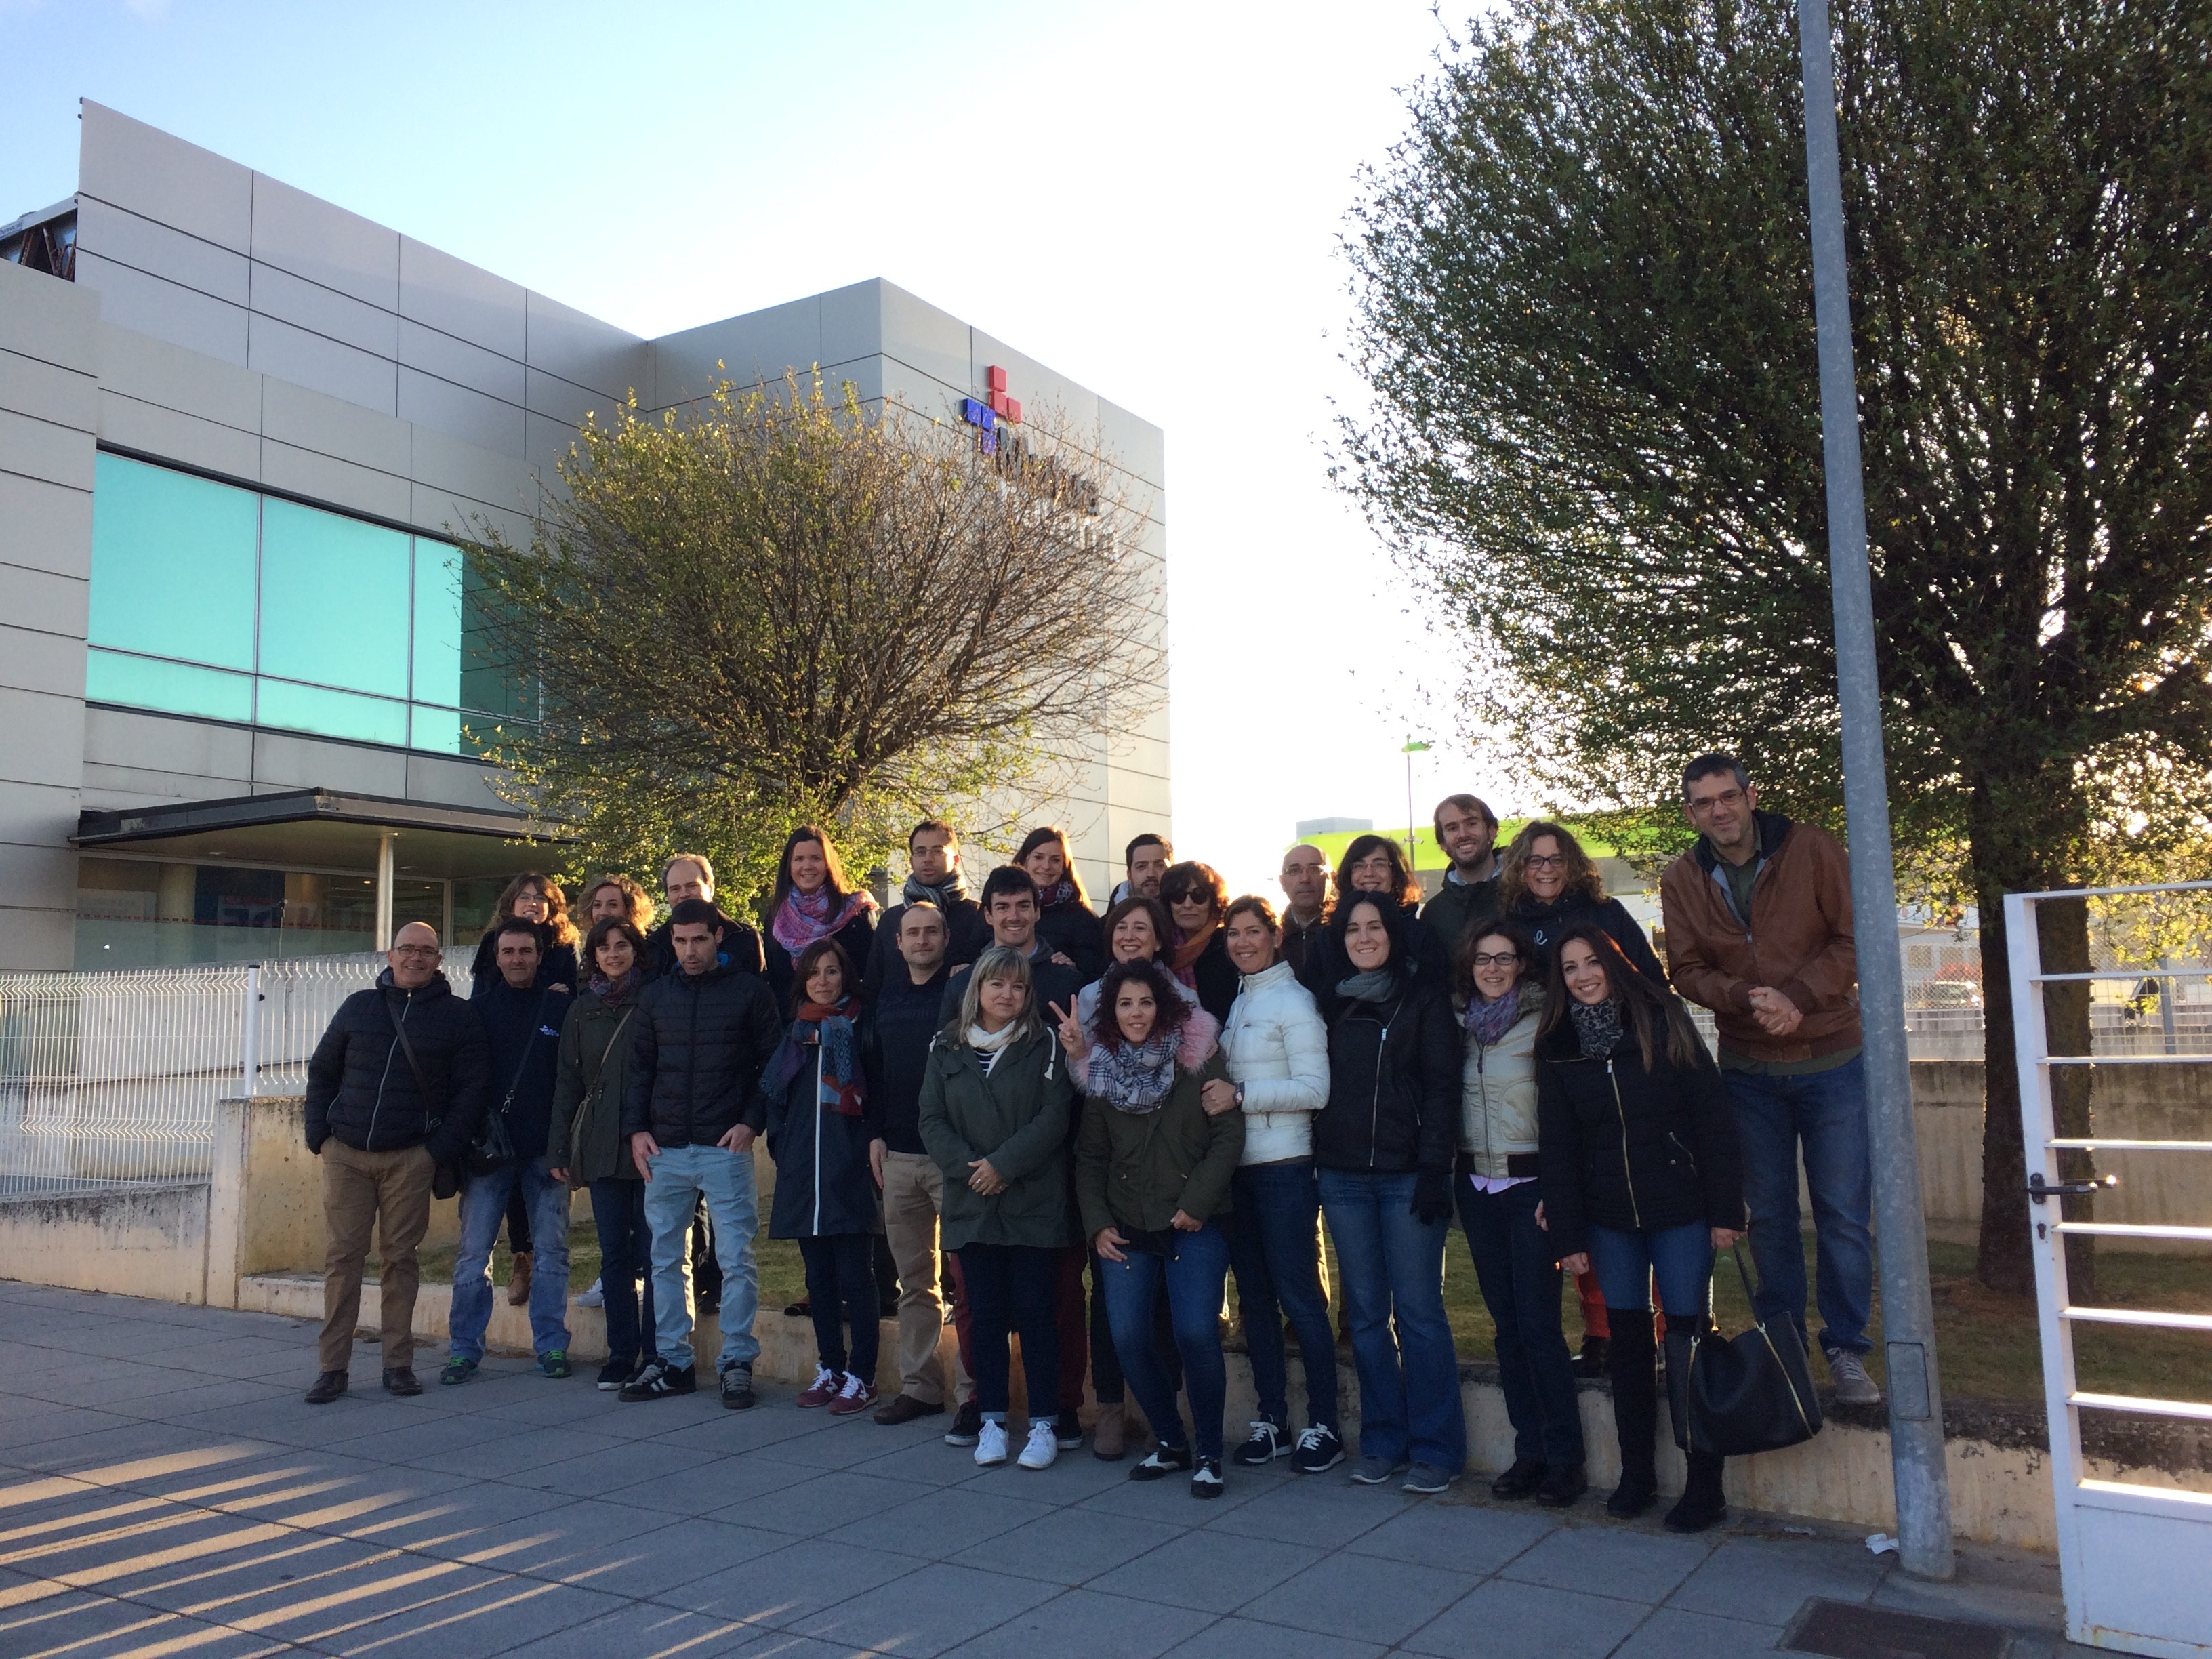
[1784,1599,2013,1659]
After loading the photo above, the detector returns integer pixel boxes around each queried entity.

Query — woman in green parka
[549,916,655,1392]
[1069,957,1242,1498]
[917,945,1078,1473]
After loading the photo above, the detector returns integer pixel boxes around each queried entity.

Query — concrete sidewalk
[0,1281,2096,1658]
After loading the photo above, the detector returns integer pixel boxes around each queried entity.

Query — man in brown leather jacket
[1658,754,1881,1406]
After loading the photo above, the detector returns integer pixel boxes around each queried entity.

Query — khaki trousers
[880,1150,971,1406]
[321,1140,436,1372]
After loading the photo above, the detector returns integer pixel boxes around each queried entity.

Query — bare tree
[466,373,1160,906]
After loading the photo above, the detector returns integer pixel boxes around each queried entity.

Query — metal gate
[2006,884,2212,1657]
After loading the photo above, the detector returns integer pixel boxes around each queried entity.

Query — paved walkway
[0,1281,2093,1658]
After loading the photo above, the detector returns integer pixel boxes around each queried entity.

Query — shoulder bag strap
[386,991,441,1129]
[497,989,556,1114]
[584,1005,636,1098]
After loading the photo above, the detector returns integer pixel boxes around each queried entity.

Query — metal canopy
[71,789,568,881]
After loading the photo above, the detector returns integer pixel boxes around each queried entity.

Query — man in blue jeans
[445,920,572,1383]
[1660,753,1882,1406]
[619,899,784,1409]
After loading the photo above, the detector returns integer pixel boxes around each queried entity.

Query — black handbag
[1685,1244,1826,1458]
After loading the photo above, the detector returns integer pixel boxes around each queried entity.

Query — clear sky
[1,0,1527,900]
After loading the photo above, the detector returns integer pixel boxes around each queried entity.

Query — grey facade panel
[0,349,98,433]
[246,312,399,416]
[405,753,508,813]
[258,437,412,523]
[396,366,525,459]
[260,375,412,477]
[249,173,401,312]
[397,317,527,408]
[649,294,823,408]
[0,560,89,638]
[1094,396,1165,493]
[247,261,401,359]
[968,328,1099,439]
[398,236,528,362]
[406,427,535,519]
[96,325,264,435]
[818,280,886,373]
[78,101,253,255]
[74,251,250,367]
[0,470,94,582]
[523,290,647,402]
[876,281,972,407]
[0,409,97,492]
[98,391,262,484]
[74,197,252,308]
[521,365,612,430]
[0,686,89,790]
[82,706,255,793]
[0,622,85,699]
[250,729,410,796]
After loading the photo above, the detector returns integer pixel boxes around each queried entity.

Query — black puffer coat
[643,914,766,981]
[304,970,488,1162]
[1311,962,1460,1176]
[1534,1013,1746,1258]
[762,1014,884,1240]
[1511,891,1666,988]
[622,962,785,1148]
[1037,897,1107,983]
[1298,895,1451,1000]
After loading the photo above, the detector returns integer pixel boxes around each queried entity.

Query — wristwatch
[1233,1084,1246,1109]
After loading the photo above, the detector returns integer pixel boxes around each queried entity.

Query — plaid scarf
[1087,1027,1180,1115]
[773,998,865,1116]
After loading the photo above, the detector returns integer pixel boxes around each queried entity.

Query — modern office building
[0,103,1168,970]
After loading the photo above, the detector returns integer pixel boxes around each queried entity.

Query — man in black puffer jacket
[619,899,785,1408]
[302,922,488,1405]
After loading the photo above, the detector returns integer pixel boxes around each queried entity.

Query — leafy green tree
[1340,0,2212,1292]
[467,374,1155,913]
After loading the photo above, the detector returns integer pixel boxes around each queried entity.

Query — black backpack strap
[496,989,557,1115]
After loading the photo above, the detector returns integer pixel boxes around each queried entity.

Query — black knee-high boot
[1603,1307,1658,1518]
[1662,1322,1728,1532]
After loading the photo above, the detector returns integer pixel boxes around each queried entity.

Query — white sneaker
[1018,1419,1060,1471]
[576,1276,604,1309]
[975,1419,1010,1467]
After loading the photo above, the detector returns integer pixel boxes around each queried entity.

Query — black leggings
[959,1242,1060,1418]
[504,1185,533,1255]
[797,1233,879,1380]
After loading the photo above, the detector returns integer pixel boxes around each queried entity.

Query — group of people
[302,751,1879,1530]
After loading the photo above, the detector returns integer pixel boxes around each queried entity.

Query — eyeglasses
[1523,854,1566,870]
[390,945,440,958]
[1469,951,1519,967]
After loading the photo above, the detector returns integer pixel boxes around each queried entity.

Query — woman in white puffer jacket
[1201,895,1343,1476]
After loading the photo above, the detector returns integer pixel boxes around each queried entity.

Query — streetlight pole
[1403,739,1432,877]
[1796,0,1954,1580]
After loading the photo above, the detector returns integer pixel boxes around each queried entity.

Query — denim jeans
[1589,1221,1712,1318]
[798,1233,880,1380]
[1224,1161,1340,1433]
[1097,1222,1232,1460]
[1317,1167,1466,1473]
[451,1155,571,1362]
[587,1176,656,1368]
[1456,1176,1582,1468]
[642,1142,760,1374]
[958,1242,1060,1420]
[1726,1055,1875,1355]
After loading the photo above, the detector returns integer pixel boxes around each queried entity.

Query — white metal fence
[0,950,473,1200]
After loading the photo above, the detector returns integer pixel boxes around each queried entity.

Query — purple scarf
[771,886,874,958]
[1463,989,1522,1048]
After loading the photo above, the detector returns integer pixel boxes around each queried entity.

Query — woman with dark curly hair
[1070,958,1242,1497]
[1497,821,1665,986]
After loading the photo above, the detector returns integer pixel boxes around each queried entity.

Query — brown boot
[1092,1401,1127,1461]
[507,1251,533,1307]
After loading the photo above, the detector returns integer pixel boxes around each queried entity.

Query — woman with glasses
[1452,917,1583,1506]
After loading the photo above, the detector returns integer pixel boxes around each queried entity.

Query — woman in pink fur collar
[1065,958,1244,1499]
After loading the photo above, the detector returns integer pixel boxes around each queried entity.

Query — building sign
[961,365,1023,455]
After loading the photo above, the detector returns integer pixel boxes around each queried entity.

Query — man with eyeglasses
[1659,753,1881,1406]
[302,922,489,1404]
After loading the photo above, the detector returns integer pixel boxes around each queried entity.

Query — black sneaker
[943,1399,983,1447]
[618,1359,696,1402]
[1128,1443,1193,1482]
[1054,1408,1084,1450]
[1290,1425,1345,1474]
[596,1358,635,1391]
[1191,1456,1225,1498]
[720,1364,757,1410]
[1233,1420,1286,1467]
[1490,1456,1547,1500]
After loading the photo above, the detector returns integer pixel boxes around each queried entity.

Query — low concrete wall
[0,1182,209,1303]
[1910,1060,2212,1245]
[232,1269,2205,1552]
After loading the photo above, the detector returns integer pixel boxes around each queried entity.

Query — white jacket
[1219,961,1329,1164]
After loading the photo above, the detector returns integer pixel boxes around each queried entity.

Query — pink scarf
[771,886,875,958]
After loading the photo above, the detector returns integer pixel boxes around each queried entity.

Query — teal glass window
[411,539,465,710]
[87,455,257,670]
[259,499,411,697]
[85,649,253,723]
[256,680,409,747]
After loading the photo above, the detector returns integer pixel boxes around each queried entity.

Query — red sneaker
[796,1365,844,1408]
[828,1372,880,1418]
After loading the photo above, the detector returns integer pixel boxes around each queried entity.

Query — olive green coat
[1074,1050,1242,1241]
[549,987,646,1187]
[916,1025,1080,1251]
